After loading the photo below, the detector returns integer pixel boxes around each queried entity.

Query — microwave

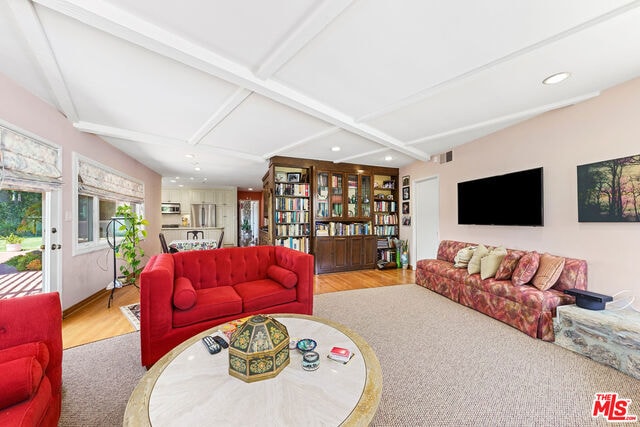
[161,202,181,214]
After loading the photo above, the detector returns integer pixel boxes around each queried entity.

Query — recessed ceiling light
[248,187,254,191]
[169,179,176,183]
[385,155,393,161]
[543,72,571,85]
[175,176,180,179]
[185,154,194,158]
[331,146,341,152]
[194,166,201,171]
[190,177,194,180]
[178,184,184,187]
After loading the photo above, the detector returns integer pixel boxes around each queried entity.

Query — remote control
[212,335,229,349]
[202,336,221,354]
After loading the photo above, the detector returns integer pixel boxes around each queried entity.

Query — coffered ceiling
[2,0,640,189]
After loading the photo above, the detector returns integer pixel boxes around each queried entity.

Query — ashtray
[296,338,317,353]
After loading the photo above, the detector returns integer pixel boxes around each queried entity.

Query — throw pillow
[173,277,197,310]
[467,244,489,275]
[480,246,507,280]
[511,251,540,286]
[0,356,43,408]
[532,253,566,291]
[453,246,476,268]
[495,251,524,280]
[267,265,298,289]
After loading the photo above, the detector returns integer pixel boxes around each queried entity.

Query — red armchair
[0,292,62,427]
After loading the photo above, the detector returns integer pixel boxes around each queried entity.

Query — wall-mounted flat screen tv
[457,167,544,226]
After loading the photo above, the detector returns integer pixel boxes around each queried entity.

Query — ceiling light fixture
[385,155,393,161]
[331,146,341,152]
[542,72,571,85]
[248,187,254,191]
[194,166,201,171]
[185,154,194,158]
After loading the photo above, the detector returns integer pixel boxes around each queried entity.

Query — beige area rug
[119,303,140,331]
[60,285,640,426]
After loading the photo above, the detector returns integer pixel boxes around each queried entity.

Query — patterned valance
[77,157,144,203]
[0,125,63,192]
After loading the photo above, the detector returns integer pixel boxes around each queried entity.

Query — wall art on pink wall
[577,154,640,222]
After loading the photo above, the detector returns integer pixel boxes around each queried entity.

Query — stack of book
[328,346,354,363]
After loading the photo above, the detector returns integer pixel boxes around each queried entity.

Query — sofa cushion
[0,356,43,408]
[532,253,565,291]
[495,250,525,280]
[437,240,477,263]
[480,246,507,280]
[0,342,49,372]
[173,286,242,328]
[453,246,476,268]
[512,251,540,286]
[234,279,297,312]
[467,244,489,275]
[266,265,297,289]
[173,277,197,310]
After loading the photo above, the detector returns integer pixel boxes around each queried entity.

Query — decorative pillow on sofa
[511,251,540,286]
[480,246,507,280]
[0,356,43,408]
[173,277,197,310]
[532,253,565,291]
[495,251,524,280]
[453,246,476,268]
[467,244,489,275]
[267,265,298,289]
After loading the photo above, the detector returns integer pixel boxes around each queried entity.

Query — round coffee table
[124,314,382,426]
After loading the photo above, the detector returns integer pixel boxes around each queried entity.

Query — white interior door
[414,176,439,261]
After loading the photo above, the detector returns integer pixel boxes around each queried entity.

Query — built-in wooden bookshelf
[264,156,398,273]
[373,174,399,266]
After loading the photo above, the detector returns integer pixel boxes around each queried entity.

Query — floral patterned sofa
[416,240,587,341]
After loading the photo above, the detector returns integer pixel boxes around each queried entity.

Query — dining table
[168,239,217,252]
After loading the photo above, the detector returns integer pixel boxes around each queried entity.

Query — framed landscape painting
[577,154,640,222]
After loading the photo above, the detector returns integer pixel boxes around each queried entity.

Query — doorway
[0,189,61,299]
[413,176,439,261]
[239,200,260,247]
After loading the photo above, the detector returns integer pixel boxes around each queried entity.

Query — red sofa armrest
[0,292,62,421]
[274,246,314,315]
[140,254,176,367]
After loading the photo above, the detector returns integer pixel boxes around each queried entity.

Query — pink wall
[400,76,640,297]
[0,73,162,310]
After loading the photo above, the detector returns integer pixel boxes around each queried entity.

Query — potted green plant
[115,205,149,285]
[2,233,24,252]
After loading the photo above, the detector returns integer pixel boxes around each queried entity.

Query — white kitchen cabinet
[161,189,182,203]
[217,205,237,246]
[190,189,215,204]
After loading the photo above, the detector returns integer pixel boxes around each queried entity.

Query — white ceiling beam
[32,0,429,162]
[188,88,252,145]
[406,91,601,147]
[335,147,389,163]
[74,121,185,146]
[262,127,341,159]
[7,0,78,121]
[255,0,355,79]
[74,120,267,163]
[357,0,640,123]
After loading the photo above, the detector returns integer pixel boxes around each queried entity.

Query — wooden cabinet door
[334,237,348,269]
[363,235,377,266]
[314,237,334,273]
[348,236,364,267]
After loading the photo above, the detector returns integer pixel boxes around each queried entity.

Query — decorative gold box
[228,315,290,382]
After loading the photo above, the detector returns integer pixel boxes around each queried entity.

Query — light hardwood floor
[62,268,415,349]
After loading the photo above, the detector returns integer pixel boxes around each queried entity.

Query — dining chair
[186,230,204,240]
[217,231,224,248]
[159,233,169,253]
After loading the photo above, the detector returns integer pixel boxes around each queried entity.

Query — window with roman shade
[0,125,62,192]
[77,157,144,203]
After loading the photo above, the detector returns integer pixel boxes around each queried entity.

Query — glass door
[347,174,358,218]
[360,175,371,217]
[316,171,329,219]
[330,173,343,218]
[0,189,61,299]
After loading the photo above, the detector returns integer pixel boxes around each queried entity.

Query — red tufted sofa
[416,240,588,341]
[0,292,62,427]
[140,245,314,367]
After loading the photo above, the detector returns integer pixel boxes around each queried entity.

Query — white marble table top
[124,314,382,427]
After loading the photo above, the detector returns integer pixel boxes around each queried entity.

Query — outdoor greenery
[0,190,42,237]
[4,250,42,271]
[1,233,24,244]
[0,237,42,252]
[115,205,148,285]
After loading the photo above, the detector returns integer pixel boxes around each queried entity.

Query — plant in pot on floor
[115,205,149,286]
[2,233,24,252]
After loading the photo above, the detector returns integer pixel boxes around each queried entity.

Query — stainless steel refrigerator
[191,204,216,227]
